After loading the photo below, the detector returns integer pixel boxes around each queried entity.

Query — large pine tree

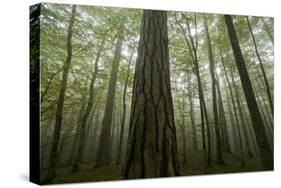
[123,10,180,178]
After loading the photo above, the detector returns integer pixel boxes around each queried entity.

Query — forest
[30,3,274,184]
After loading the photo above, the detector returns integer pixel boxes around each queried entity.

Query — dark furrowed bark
[123,10,180,179]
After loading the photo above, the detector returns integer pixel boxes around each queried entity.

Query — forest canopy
[31,3,274,184]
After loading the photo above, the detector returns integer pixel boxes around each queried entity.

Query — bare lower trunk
[44,6,77,183]
[224,15,273,170]
[123,10,179,178]
[95,33,123,167]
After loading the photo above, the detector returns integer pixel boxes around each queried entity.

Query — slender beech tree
[216,72,231,153]
[187,73,198,151]
[44,5,77,183]
[66,93,86,165]
[204,15,224,165]
[71,38,105,172]
[177,13,211,168]
[219,39,245,166]
[117,47,135,164]
[230,70,254,158]
[95,28,124,167]
[123,10,180,178]
[246,17,273,116]
[174,81,187,163]
[224,15,273,170]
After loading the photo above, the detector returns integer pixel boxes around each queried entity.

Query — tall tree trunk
[58,109,76,161]
[216,73,231,153]
[178,13,210,168]
[95,33,124,167]
[71,38,104,173]
[187,74,198,151]
[117,47,134,164]
[174,83,187,163]
[220,44,245,166]
[224,15,273,170]
[246,17,273,116]
[66,93,87,166]
[91,111,100,162]
[225,87,239,153]
[204,16,224,165]
[44,5,77,183]
[123,10,179,178]
[230,71,254,158]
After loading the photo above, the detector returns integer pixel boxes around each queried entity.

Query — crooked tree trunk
[123,10,179,178]
[95,34,123,167]
[247,17,273,116]
[71,39,104,173]
[117,47,134,165]
[224,15,273,170]
[204,16,224,165]
[44,5,77,183]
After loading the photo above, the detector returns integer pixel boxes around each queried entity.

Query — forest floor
[45,151,264,184]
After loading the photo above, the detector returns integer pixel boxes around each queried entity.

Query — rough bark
[44,5,77,183]
[224,15,273,170]
[123,10,180,178]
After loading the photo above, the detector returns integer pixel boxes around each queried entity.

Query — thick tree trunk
[247,17,273,116]
[117,47,134,164]
[71,39,104,173]
[95,34,123,167]
[123,10,179,178]
[204,16,224,165]
[44,5,76,183]
[224,15,273,170]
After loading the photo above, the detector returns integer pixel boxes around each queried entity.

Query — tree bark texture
[123,10,180,178]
